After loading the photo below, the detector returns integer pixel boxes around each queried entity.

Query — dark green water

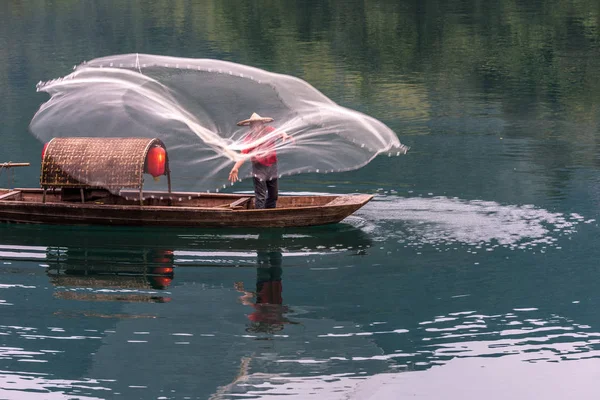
[2,1,600,399]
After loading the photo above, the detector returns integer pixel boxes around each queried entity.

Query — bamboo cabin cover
[40,137,169,190]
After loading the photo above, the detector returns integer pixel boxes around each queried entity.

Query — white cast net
[30,53,408,193]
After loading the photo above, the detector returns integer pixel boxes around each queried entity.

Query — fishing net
[30,53,408,193]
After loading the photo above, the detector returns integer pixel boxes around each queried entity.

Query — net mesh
[31,54,408,193]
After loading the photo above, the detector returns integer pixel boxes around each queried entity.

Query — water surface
[1,0,600,398]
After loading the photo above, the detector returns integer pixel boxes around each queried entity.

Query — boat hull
[0,189,372,228]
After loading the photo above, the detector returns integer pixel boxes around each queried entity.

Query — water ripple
[351,195,594,251]
[0,370,110,399]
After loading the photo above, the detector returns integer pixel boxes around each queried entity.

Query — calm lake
[2,0,600,399]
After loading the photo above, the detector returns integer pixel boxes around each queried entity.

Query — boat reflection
[46,248,175,303]
[0,222,372,264]
[0,223,372,307]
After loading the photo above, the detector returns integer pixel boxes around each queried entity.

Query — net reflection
[46,248,174,303]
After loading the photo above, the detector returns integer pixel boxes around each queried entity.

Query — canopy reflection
[47,248,175,304]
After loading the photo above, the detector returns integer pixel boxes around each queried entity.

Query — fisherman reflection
[234,244,298,334]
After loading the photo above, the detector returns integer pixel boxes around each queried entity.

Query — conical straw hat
[236,113,274,126]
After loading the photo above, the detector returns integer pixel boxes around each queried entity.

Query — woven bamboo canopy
[40,137,170,193]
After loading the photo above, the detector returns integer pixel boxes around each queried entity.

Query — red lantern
[41,143,49,161]
[146,146,166,177]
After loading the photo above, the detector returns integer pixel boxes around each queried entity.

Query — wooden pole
[0,162,30,168]
[1,162,30,189]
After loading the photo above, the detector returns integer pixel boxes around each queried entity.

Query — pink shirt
[241,126,278,166]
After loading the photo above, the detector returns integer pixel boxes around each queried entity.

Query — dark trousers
[253,178,278,209]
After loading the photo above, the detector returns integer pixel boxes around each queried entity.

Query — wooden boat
[0,137,373,228]
[0,188,372,228]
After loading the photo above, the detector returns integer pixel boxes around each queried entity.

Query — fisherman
[228,113,293,209]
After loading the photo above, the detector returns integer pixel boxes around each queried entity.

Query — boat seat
[227,197,252,209]
[0,190,21,201]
